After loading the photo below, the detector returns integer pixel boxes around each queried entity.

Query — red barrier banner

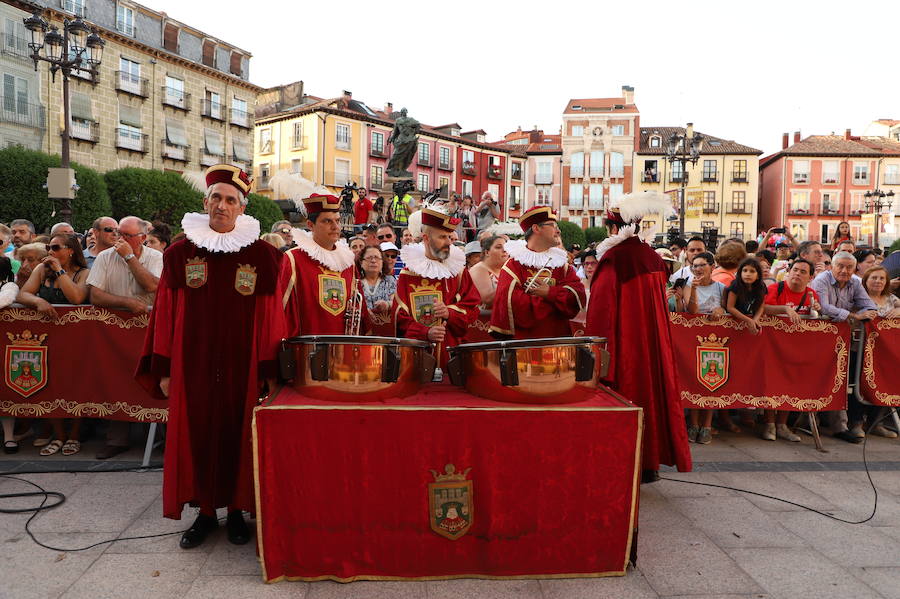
[0,306,167,422]
[861,318,900,407]
[669,313,850,411]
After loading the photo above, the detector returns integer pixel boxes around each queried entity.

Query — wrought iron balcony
[200,99,225,121]
[702,174,719,183]
[161,87,191,111]
[369,146,385,157]
[115,71,149,98]
[462,161,476,176]
[69,119,99,143]
[788,208,811,216]
[115,128,149,153]
[229,107,250,129]
[160,139,190,162]
[199,149,225,167]
[487,165,502,179]
[642,173,659,183]
[702,203,719,214]
[438,159,454,171]
[417,155,431,167]
[727,205,750,214]
[0,101,46,130]
[732,172,749,183]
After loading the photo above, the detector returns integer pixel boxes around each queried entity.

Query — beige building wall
[633,153,760,240]
[39,14,258,177]
[254,112,321,197]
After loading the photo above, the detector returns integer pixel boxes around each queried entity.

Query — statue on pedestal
[386,108,421,178]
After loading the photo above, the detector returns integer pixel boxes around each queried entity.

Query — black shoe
[180,514,218,549]
[95,444,129,460]
[834,430,864,444]
[641,469,660,484]
[226,510,250,545]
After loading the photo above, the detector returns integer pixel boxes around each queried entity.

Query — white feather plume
[408,199,450,239]
[611,191,675,223]
[181,170,208,194]
[270,171,329,213]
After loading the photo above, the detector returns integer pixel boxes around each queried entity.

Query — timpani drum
[446,337,609,404]
[282,335,436,401]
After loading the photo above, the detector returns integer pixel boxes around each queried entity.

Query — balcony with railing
[823,174,840,184]
[199,149,225,167]
[292,135,309,150]
[438,159,454,171]
[511,165,522,180]
[820,204,841,216]
[115,128,148,153]
[115,71,149,98]
[229,107,250,129]
[417,155,431,167]
[793,173,810,184]
[732,171,748,183]
[335,137,352,151]
[727,204,750,214]
[702,172,719,183]
[788,207,811,216]
[200,99,225,121]
[641,172,659,183]
[535,173,553,185]
[369,146,385,158]
[884,174,900,185]
[608,168,624,179]
[257,175,271,190]
[161,87,191,111]
[69,119,99,143]
[850,208,866,216]
[461,161,476,176]
[702,203,719,214]
[70,66,98,85]
[0,101,46,130]
[160,139,189,162]
[487,165,502,179]
[0,33,32,61]
[670,172,687,183]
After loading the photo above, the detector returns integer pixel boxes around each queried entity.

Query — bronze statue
[386,108,421,178]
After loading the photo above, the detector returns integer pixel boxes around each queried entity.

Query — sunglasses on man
[377,234,393,240]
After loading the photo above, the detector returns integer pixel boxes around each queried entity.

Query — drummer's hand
[432,301,450,319]
[159,376,170,398]
[528,282,550,298]
[427,324,446,343]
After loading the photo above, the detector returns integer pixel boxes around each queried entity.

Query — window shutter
[119,104,142,128]
[230,52,242,76]
[233,137,250,161]
[204,128,224,155]
[163,24,178,52]
[166,119,188,147]
[202,41,215,67]
[70,92,92,121]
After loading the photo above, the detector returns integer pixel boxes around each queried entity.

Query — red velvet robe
[490,258,585,339]
[136,238,286,519]
[280,246,366,336]
[393,268,480,369]
[586,235,692,472]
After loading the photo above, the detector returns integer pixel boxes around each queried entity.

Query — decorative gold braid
[0,399,167,422]
[863,320,900,405]
[832,336,848,394]
[875,392,900,407]
[876,318,900,331]
[0,307,148,329]
[863,332,878,390]
[468,319,491,332]
[668,312,838,334]
[681,391,829,411]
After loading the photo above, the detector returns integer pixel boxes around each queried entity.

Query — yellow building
[254,90,369,197]
[25,0,259,175]
[632,126,762,241]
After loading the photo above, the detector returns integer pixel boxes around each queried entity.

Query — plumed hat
[420,207,460,233]
[605,191,674,227]
[302,193,341,215]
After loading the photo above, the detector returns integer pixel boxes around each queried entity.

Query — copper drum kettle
[281,335,436,401]
[446,337,610,404]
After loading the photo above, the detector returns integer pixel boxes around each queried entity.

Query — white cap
[380,241,399,253]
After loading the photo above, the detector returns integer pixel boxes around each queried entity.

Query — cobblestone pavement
[1,427,899,599]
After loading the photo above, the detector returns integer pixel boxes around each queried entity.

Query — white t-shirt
[86,246,163,305]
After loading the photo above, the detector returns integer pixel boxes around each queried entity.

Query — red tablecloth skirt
[252,384,643,582]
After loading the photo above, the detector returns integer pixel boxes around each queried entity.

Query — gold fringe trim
[0,398,167,421]
[0,306,149,329]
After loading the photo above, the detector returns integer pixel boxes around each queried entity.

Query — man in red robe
[586,192,692,482]
[394,207,480,369]
[490,207,585,339]
[280,194,364,336]
[136,164,287,548]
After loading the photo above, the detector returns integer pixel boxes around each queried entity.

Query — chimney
[384,102,393,115]
[782,133,789,149]
[845,128,852,140]
[793,131,801,144]
[342,90,352,99]
[622,85,634,105]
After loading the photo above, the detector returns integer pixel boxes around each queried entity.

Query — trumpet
[523,257,555,293]
[345,278,364,335]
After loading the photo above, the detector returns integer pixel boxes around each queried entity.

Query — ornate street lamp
[864,188,895,249]
[23,10,104,224]
[664,122,704,237]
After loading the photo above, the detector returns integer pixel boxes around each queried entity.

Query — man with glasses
[270,220,297,249]
[88,216,163,460]
[281,194,365,336]
[85,217,120,267]
[490,207,585,339]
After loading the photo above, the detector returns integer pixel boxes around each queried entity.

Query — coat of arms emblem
[185,256,207,288]
[428,463,473,540]
[4,330,48,398]
[318,272,347,316]
[234,264,257,296]
[696,333,729,392]
[410,282,443,327]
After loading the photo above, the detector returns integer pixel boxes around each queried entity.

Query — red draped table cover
[861,318,900,407]
[252,384,643,582]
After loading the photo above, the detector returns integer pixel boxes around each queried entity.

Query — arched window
[649,136,661,148]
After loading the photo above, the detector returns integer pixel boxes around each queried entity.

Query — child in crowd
[724,257,767,335]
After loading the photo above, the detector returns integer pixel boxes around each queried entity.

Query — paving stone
[184,575,307,598]
[426,579,541,599]
[60,553,207,599]
[771,510,900,568]
[853,566,900,599]
[106,497,202,554]
[0,532,108,599]
[668,496,805,549]
[726,547,883,599]
[308,580,428,599]
[658,595,770,599]
[29,483,159,533]
[635,525,762,596]
[711,472,836,513]
[81,470,164,486]
[654,472,737,499]
[200,530,262,575]
[787,471,900,526]
[638,486,697,531]
[540,570,658,598]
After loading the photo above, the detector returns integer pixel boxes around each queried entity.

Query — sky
[148,0,900,156]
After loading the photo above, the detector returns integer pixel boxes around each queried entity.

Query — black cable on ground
[659,411,894,525]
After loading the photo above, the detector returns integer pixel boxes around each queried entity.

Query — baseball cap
[379,242,399,253]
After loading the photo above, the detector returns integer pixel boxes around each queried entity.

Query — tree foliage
[104,168,203,227]
[585,226,608,245]
[558,220,586,250]
[0,146,110,232]
[244,193,284,234]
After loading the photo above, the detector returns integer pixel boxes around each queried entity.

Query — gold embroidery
[0,307,148,329]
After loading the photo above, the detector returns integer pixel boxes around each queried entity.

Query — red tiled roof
[856,137,900,155]
[564,98,638,114]
[780,135,882,157]
[875,119,900,126]
[638,127,761,155]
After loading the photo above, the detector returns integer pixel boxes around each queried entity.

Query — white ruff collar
[595,224,638,262]
[400,242,465,279]
[182,212,259,253]
[294,231,355,272]
[505,239,568,269]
